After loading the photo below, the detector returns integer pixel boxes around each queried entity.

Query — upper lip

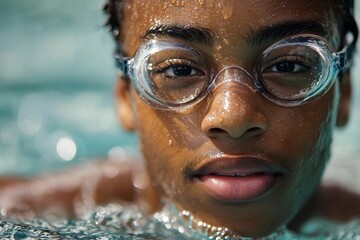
[189,155,286,178]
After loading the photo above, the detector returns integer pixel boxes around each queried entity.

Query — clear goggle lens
[258,40,328,102]
[145,47,212,105]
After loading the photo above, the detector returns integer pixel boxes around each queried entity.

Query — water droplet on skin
[217,1,234,20]
[163,2,169,10]
[168,139,173,146]
[113,28,119,36]
[215,44,222,51]
[199,0,205,6]
[132,171,150,190]
[169,0,184,7]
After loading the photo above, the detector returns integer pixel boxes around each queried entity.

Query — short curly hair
[103,0,124,48]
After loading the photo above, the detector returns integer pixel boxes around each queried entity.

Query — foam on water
[1,202,359,239]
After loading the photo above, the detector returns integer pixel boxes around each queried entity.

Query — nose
[201,82,268,139]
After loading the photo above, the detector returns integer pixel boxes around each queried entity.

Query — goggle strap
[336,32,355,70]
[115,55,131,75]
[335,52,347,70]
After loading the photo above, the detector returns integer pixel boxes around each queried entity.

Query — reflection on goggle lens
[116,34,353,109]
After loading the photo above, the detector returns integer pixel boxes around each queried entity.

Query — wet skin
[116,0,351,237]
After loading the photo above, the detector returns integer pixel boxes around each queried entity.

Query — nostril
[207,126,265,138]
[247,127,262,133]
[244,127,266,137]
[208,128,227,135]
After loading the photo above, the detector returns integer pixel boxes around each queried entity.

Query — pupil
[276,62,295,72]
[173,65,192,76]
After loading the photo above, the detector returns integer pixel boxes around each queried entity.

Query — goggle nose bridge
[211,66,262,93]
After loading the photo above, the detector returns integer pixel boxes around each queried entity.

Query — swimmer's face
[116,0,351,237]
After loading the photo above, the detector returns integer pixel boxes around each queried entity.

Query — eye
[154,59,204,77]
[264,56,310,74]
[164,64,198,77]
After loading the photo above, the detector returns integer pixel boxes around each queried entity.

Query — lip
[190,155,285,202]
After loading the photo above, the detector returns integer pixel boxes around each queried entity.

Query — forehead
[121,0,338,54]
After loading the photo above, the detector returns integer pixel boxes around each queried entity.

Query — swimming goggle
[115,33,354,109]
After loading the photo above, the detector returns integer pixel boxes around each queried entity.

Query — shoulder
[289,184,360,232]
[315,184,360,221]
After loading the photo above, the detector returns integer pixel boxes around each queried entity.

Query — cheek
[133,97,201,196]
[270,85,339,169]
[281,87,339,205]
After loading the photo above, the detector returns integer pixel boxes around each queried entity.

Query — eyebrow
[247,20,327,46]
[142,24,215,47]
[141,20,326,48]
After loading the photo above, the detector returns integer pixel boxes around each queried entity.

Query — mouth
[190,155,285,202]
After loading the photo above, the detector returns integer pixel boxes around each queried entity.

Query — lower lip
[198,174,279,202]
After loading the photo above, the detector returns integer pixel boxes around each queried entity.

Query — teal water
[0,0,138,175]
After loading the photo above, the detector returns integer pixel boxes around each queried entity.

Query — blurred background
[0,0,138,175]
[0,1,359,192]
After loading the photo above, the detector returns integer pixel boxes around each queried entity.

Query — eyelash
[153,59,199,73]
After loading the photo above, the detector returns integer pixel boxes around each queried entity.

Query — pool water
[1,202,360,239]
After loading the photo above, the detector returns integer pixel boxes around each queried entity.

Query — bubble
[102,163,120,179]
[108,146,126,160]
[56,136,77,161]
